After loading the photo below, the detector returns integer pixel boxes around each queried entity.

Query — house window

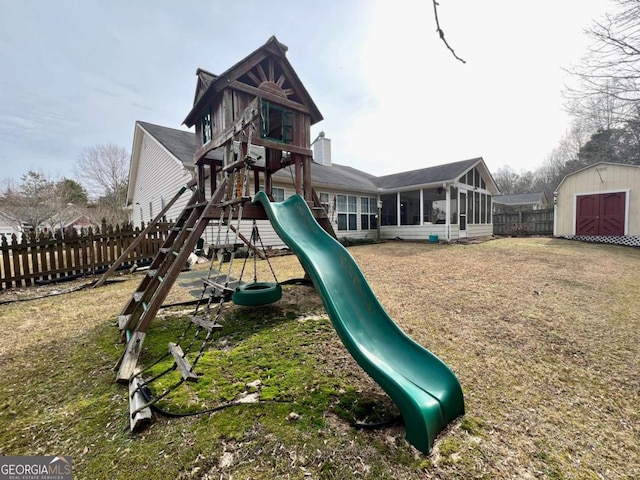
[272,187,285,202]
[261,101,293,143]
[360,197,377,230]
[201,108,212,145]
[400,190,421,225]
[380,193,397,226]
[320,192,330,213]
[337,195,357,231]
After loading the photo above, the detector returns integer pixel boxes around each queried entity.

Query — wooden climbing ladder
[115,178,228,382]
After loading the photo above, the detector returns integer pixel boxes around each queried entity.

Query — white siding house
[126,122,499,247]
[0,211,23,244]
[126,122,200,227]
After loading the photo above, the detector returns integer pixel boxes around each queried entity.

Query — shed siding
[555,164,640,236]
[130,133,193,228]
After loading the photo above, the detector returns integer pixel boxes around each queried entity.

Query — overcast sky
[0,0,612,183]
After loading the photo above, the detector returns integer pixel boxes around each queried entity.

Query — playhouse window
[261,101,293,143]
[201,108,212,145]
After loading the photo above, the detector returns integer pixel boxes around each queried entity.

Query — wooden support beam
[294,155,302,195]
[116,331,146,383]
[303,155,312,201]
[194,98,260,163]
[129,369,152,431]
[230,81,311,116]
[250,137,312,158]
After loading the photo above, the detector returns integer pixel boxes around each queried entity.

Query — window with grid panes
[360,197,377,230]
[337,195,357,231]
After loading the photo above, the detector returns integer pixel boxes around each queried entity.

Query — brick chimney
[312,131,331,166]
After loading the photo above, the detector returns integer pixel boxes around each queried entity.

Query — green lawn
[0,238,638,479]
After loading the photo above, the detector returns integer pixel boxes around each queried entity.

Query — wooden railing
[0,221,173,289]
[492,209,554,236]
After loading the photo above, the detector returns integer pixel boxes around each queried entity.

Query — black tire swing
[232,220,282,306]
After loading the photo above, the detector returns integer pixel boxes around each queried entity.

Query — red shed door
[576,192,625,236]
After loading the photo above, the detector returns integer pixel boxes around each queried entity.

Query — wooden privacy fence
[0,221,173,290]
[493,208,554,236]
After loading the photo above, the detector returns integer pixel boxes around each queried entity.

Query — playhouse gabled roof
[193,68,217,104]
[183,36,323,127]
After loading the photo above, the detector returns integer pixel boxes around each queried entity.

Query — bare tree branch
[432,0,466,64]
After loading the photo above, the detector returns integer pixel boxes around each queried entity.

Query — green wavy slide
[253,192,465,454]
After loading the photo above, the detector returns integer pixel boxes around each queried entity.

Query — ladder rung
[118,314,131,330]
[201,278,234,294]
[142,301,148,311]
[168,343,199,382]
[185,201,208,210]
[146,269,158,278]
[159,247,171,254]
[173,226,195,232]
[188,315,223,332]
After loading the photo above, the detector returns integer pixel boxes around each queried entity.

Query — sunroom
[377,157,499,241]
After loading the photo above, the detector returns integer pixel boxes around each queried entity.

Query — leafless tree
[565,0,640,125]
[75,144,129,197]
[75,144,129,224]
[0,171,57,231]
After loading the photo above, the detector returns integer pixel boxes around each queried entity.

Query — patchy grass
[0,238,638,479]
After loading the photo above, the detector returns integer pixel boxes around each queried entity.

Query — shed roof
[554,161,640,194]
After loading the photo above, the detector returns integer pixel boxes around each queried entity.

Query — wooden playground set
[98,36,464,455]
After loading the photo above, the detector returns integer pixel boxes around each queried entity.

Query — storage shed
[554,162,640,245]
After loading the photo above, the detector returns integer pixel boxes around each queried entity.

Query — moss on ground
[1,238,639,479]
